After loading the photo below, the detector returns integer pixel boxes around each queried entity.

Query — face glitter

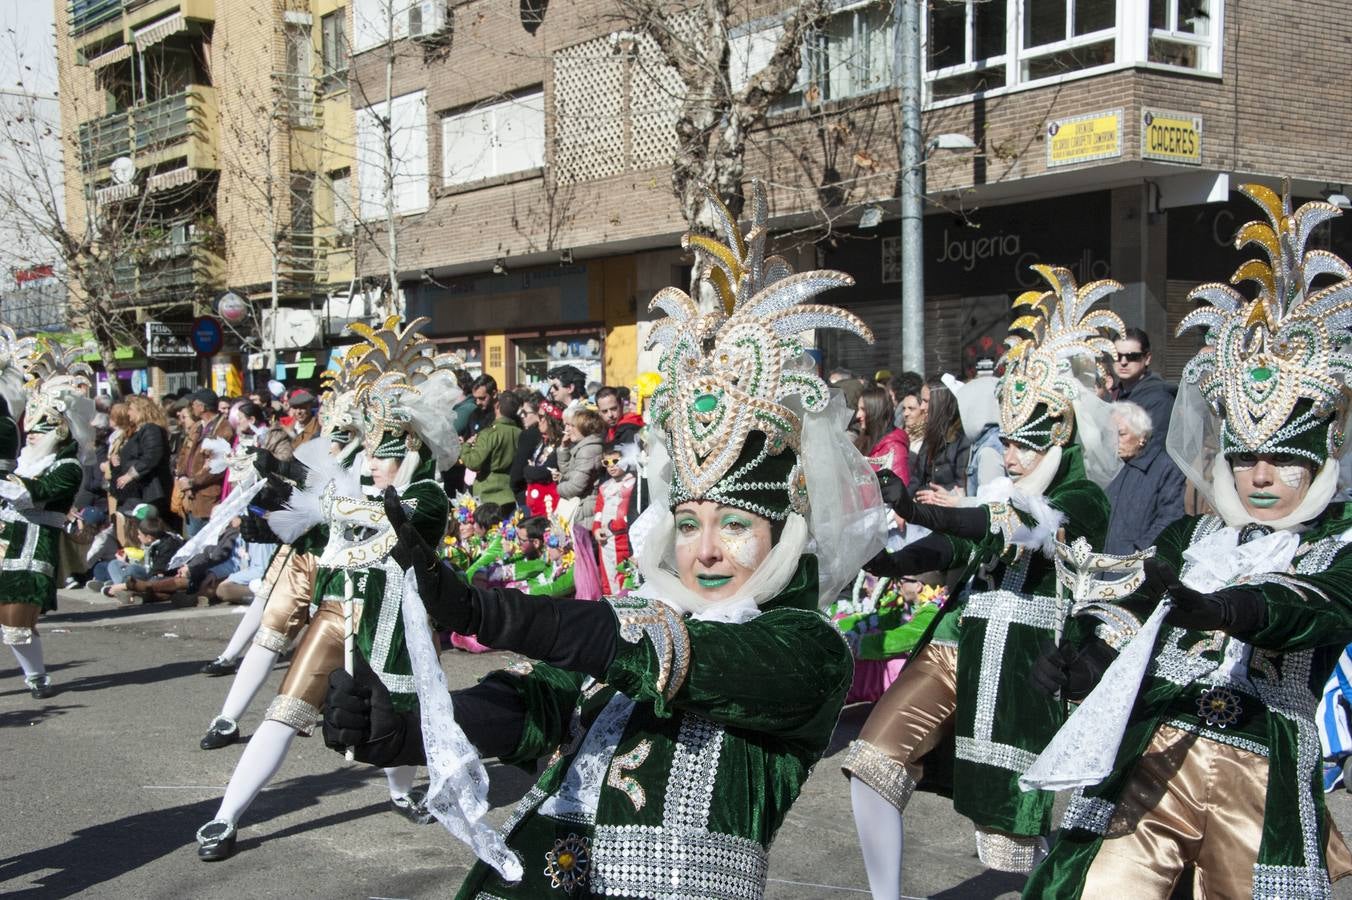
[1276,464,1307,490]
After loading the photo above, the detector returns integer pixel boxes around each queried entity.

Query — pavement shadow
[928,869,1027,898]
[0,767,383,898]
[0,703,84,728]
[54,659,205,692]
[0,660,91,698]
[826,702,871,756]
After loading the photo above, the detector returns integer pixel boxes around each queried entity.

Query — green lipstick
[696,575,732,589]
[1247,492,1279,508]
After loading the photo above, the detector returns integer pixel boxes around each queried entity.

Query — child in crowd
[104,515,185,605]
[592,441,637,594]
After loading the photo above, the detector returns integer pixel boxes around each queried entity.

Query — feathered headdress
[0,324,37,421]
[1177,179,1352,463]
[347,316,464,470]
[318,342,366,456]
[645,180,874,519]
[23,338,97,448]
[998,265,1125,450]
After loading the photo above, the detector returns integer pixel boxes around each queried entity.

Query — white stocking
[852,777,904,900]
[214,719,296,826]
[384,765,416,799]
[220,592,268,662]
[219,645,279,723]
[10,634,45,679]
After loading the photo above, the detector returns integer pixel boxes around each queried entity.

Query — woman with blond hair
[113,395,175,529]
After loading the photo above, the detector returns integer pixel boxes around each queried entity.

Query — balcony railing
[111,243,223,306]
[78,110,131,169]
[69,0,122,36]
[78,87,216,174]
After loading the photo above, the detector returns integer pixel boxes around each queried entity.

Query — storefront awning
[134,12,187,52]
[96,182,139,206]
[88,44,131,71]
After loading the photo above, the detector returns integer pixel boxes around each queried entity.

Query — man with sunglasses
[1111,327,1176,439]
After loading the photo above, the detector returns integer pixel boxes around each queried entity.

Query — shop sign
[145,321,195,358]
[1046,109,1122,168]
[1141,108,1202,165]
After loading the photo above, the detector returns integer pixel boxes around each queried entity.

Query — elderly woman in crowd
[1102,400,1186,554]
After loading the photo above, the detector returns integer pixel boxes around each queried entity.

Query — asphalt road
[4,590,1352,899]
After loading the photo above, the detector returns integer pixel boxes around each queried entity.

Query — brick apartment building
[56,0,356,394]
[346,0,1352,390]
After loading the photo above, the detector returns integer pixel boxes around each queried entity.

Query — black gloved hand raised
[876,468,912,519]
[1144,558,1268,635]
[383,486,472,632]
[239,512,281,545]
[323,654,425,767]
[253,474,293,512]
[253,447,309,486]
[1031,636,1118,702]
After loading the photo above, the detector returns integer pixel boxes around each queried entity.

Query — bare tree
[2,31,214,386]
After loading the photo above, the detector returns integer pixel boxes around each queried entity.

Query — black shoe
[390,788,434,825]
[196,820,237,861]
[200,657,238,677]
[200,716,240,750]
[26,674,53,700]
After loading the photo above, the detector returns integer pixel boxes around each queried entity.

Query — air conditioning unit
[408,0,448,39]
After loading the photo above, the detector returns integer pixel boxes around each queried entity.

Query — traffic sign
[190,316,224,356]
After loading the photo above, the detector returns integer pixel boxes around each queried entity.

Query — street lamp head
[927,133,978,153]
[858,206,884,229]
[1326,191,1352,210]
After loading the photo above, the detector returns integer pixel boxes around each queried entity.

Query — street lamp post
[897,0,924,373]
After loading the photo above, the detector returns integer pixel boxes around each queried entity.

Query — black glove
[384,486,472,632]
[863,534,956,577]
[1145,558,1268,635]
[1031,636,1118,702]
[323,654,425,767]
[239,512,280,544]
[876,468,909,514]
[253,447,309,486]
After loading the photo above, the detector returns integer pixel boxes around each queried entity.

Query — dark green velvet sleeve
[17,459,82,509]
[602,604,853,749]
[486,662,587,770]
[1238,543,1352,652]
[403,479,449,548]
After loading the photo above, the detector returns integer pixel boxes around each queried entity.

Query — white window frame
[1146,0,1220,72]
[922,0,1224,110]
[355,89,428,219]
[441,90,546,188]
[925,0,1010,98]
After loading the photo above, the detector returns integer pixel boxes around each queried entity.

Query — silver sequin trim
[954,735,1039,774]
[1060,788,1114,835]
[974,828,1046,874]
[665,715,722,828]
[1162,717,1269,758]
[0,502,53,576]
[499,785,547,838]
[588,824,769,899]
[368,562,415,696]
[609,596,691,703]
[1252,863,1332,900]
[252,625,288,653]
[840,739,916,813]
[265,693,321,735]
[1,624,33,645]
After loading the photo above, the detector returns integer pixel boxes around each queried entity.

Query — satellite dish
[110,156,135,185]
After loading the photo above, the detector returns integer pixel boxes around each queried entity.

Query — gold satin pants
[1083,723,1352,897]
[252,548,315,652]
[272,599,360,715]
[841,643,958,811]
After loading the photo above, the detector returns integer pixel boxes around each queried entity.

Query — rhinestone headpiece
[1177,180,1352,463]
[646,180,873,518]
[347,316,462,459]
[998,265,1125,449]
[24,338,95,436]
[318,340,366,450]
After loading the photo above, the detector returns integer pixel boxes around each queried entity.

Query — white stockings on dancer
[384,765,415,800]
[9,633,46,679]
[214,719,296,826]
[219,592,269,663]
[218,645,279,724]
[852,777,904,900]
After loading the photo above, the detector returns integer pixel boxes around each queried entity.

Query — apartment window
[321,11,349,85]
[356,90,428,218]
[810,1,895,102]
[1020,0,1115,80]
[442,91,545,188]
[1149,0,1213,69]
[729,22,809,113]
[330,169,354,236]
[927,0,1008,100]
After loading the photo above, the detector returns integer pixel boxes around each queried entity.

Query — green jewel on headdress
[998,265,1125,450]
[347,316,462,465]
[646,180,873,520]
[1178,179,1352,464]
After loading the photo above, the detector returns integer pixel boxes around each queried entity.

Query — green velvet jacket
[311,476,449,712]
[907,445,1111,838]
[0,442,82,611]
[1026,505,1352,900]
[455,555,853,899]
